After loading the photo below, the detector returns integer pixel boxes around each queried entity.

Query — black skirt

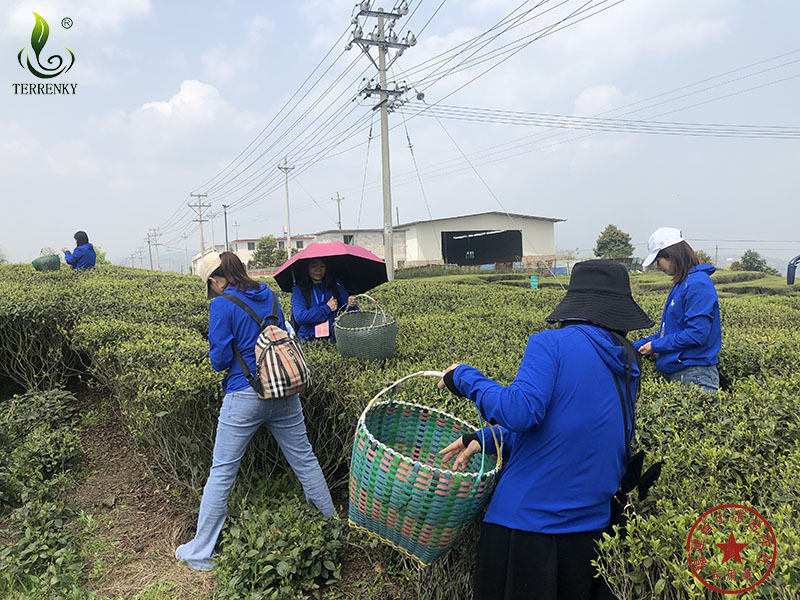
[473,522,615,600]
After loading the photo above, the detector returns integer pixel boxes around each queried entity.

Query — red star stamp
[686,504,777,594]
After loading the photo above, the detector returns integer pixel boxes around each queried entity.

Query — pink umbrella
[272,241,388,294]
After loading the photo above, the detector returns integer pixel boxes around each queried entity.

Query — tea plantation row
[0,263,797,599]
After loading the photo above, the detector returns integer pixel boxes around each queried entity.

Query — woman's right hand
[61,247,69,253]
[438,437,481,471]
[327,296,338,311]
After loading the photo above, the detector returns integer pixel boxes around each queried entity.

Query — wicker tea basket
[334,294,397,360]
[31,254,61,272]
[348,371,502,566]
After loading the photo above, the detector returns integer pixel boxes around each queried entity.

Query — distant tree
[740,249,769,273]
[594,224,634,259]
[251,235,288,268]
[0,248,7,264]
[94,245,109,265]
[729,261,741,271]
[695,249,713,265]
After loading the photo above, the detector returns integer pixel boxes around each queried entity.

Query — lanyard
[313,285,327,306]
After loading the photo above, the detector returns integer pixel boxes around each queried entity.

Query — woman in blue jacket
[61,230,96,270]
[634,228,721,393]
[176,252,335,571]
[438,260,654,600]
[291,258,356,341]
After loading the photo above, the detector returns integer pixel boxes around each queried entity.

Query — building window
[278,241,284,248]
[247,242,255,251]
[296,240,304,249]
[343,234,354,245]
[465,250,475,259]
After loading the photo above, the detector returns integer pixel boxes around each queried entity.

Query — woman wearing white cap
[634,228,721,393]
[176,251,335,571]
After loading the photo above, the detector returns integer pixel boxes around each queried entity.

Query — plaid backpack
[221,292,310,399]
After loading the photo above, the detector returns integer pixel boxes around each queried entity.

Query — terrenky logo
[18,12,75,79]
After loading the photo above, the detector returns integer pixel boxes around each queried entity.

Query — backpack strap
[219,292,280,397]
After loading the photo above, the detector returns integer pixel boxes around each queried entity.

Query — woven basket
[335,294,397,360]
[31,254,61,272]
[348,371,502,566]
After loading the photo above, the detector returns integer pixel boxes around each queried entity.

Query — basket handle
[360,371,502,473]
[335,293,388,328]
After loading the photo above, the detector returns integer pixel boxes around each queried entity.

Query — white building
[192,211,563,273]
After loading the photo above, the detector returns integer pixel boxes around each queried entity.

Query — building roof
[312,228,408,235]
[397,211,566,227]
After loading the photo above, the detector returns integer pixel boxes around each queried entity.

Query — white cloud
[138,80,225,121]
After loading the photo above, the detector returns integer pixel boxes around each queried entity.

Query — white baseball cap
[197,252,222,299]
[642,227,685,267]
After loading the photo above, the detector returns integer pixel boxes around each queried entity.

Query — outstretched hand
[437,364,461,390]
[439,437,481,471]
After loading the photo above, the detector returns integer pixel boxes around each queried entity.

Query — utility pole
[278,157,294,255]
[395,206,399,227]
[189,193,210,256]
[146,233,154,270]
[129,254,135,268]
[209,212,216,250]
[233,220,240,241]
[333,192,343,230]
[714,245,719,267]
[136,247,145,269]
[222,204,230,251]
[182,234,189,274]
[149,228,161,270]
[347,1,415,280]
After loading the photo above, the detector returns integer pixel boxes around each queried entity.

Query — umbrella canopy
[272,241,388,294]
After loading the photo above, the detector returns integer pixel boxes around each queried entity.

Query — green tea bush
[215,481,343,600]
[1,264,799,598]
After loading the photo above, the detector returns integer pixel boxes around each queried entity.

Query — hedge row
[0,264,798,598]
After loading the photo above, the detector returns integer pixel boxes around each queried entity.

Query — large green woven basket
[335,294,397,360]
[31,254,61,272]
[348,371,502,566]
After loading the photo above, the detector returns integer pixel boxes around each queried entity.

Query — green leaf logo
[18,12,75,79]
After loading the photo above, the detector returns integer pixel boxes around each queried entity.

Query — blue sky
[2,0,799,270]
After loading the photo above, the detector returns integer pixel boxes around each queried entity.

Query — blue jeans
[176,389,335,570]
[665,365,719,394]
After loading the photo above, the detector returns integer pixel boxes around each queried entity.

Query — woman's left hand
[61,247,69,253]
[347,295,357,307]
[438,437,481,471]
[638,342,653,355]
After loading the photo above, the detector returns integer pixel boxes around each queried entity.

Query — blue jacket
[291,280,350,341]
[451,324,638,534]
[633,264,721,374]
[208,284,287,393]
[64,243,96,270]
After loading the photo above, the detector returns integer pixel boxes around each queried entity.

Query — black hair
[211,252,261,293]
[74,231,89,246]
[297,259,336,292]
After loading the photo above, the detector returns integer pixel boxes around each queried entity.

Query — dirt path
[70,388,216,599]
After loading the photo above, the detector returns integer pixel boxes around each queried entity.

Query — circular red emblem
[686,504,776,594]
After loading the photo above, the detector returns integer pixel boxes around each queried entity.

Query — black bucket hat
[546,259,654,332]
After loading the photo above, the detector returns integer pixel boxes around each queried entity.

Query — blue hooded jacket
[633,264,721,374]
[451,324,638,534]
[208,283,287,393]
[64,243,96,270]
[291,280,350,341]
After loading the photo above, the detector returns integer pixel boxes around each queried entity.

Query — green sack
[32,254,61,272]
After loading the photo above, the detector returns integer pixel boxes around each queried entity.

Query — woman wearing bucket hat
[437,259,654,600]
[175,252,335,571]
[633,227,721,393]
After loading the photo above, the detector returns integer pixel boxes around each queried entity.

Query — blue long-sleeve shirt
[209,283,287,393]
[633,264,721,373]
[64,243,96,270]
[291,280,350,341]
[451,324,639,534]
